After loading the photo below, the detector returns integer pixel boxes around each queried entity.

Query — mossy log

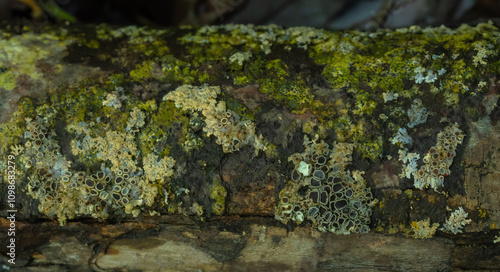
[1,22,500,271]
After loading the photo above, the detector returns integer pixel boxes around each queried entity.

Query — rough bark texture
[0,22,500,271]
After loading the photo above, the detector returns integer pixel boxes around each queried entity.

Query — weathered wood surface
[1,218,499,272]
[0,22,500,271]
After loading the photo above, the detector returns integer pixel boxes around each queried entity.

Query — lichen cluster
[23,116,85,225]
[410,218,439,239]
[407,99,428,128]
[23,104,175,225]
[413,123,465,190]
[440,207,472,234]
[209,177,227,215]
[276,135,374,234]
[1,22,497,234]
[163,84,264,154]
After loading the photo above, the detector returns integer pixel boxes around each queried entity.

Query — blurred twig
[16,0,42,18]
[38,0,77,22]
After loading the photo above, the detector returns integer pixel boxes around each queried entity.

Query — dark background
[1,0,499,29]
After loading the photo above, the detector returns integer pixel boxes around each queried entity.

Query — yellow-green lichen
[410,218,439,239]
[311,22,498,102]
[209,177,227,215]
[0,69,15,90]
[130,61,155,81]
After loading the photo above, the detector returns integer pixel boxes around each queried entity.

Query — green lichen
[209,176,227,216]
[0,69,15,90]
[130,61,154,81]
[236,58,315,111]
[153,100,189,127]
[159,55,200,84]
[138,124,167,157]
[311,23,498,101]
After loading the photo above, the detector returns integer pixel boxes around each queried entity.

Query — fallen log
[0,21,499,270]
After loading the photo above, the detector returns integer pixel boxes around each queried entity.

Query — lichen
[440,207,472,234]
[0,22,497,232]
[410,218,439,239]
[163,84,265,155]
[398,148,420,179]
[0,69,15,91]
[229,51,252,66]
[413,123,465,190]
[23,102,176,224]
[407,99,428,128]
[209,177,227,216]
[391,128,413,147]
[276,134,375,234]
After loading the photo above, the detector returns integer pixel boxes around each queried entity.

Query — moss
[221,92,257,121]
[107,73,125,85]
[16,96,35,119]
[130,39,170,57]
[148,100,190,157]
[137,99,158,112]
[311,23,498,103]
[237,58,315,111]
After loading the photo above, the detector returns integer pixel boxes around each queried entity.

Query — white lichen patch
[286,26,326,49]
[413,66,438,84]
[441,207,472,234]
[143,153,175,183]
[382,92,399,102]
[413,123,465,190]
[411,218,439,239]
[407,98,428,128]
[297,161,311,176]
[229,51,252,66]
[398,148,420,179]
[126,107,146,132]
[102,93,123,109]
[391,127,413,147]
[163,84,219,112]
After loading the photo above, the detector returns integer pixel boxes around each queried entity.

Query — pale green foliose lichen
[163,84,265,155]
[410,218,439,239]
[24,103,176,225]
[276,135,375,234]
[440,207,472,234]
[413,123,465,191]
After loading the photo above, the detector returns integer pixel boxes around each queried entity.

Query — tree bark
[0,22,499,271]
